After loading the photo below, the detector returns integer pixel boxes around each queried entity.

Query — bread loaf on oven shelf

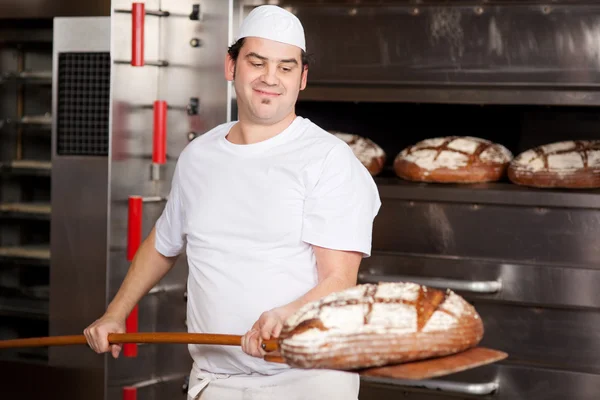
[508,140,600,189]
[329,131,386,176]
[394,136,513,183]
[278,282,484,370]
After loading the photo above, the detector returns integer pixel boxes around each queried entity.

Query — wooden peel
[0,332,506,380]
[0,332,278,352]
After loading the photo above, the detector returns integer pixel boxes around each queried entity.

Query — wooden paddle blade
[358,347,508,380]
[264,347,507,380]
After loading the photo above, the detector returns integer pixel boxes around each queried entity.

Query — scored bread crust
[508,140,600,189]
[277,282,484,370]
[394,136,513,183]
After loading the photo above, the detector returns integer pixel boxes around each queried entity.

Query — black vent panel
[57,52,110,156]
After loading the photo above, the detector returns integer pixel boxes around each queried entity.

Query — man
[84,5,381,399]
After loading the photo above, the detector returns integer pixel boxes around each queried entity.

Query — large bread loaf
[394,136,513,183]
[278,282,484,370]
[508,140,600,188]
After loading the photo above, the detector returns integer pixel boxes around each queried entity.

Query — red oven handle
[123,304,139,357]
[153,100,167,164]
[125,196,143,357]
[122,386,137,400]
[132,3,145,66]
[127,196,143,261]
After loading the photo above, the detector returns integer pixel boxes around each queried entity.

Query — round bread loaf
[394,136,513,183]
[277,282,484,370]
[330,131,386,176]
[508,140,600,189]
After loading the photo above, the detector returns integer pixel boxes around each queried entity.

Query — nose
[261,64,279,86]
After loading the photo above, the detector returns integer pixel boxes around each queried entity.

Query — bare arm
[105,227,179,320]
[84,227,179,357]
[276,245,360,320]
[241,245,362,356]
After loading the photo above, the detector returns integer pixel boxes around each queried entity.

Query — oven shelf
[0,202,51,219]
[374,176,600,209]
[0,245,50,265]
[0,159,52,176]
[0,114,52,129]
[0,71,52,85]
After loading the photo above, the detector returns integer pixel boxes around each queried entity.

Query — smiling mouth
[254,89,281,97]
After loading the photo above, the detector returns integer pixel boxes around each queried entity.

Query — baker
[83,5,381,399]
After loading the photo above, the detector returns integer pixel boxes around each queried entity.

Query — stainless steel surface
[359,273,502,294]
[278,1,600,105]
[376,179,600,209]
[370,198,600,266]
[361,376,498,396]
[0,0,110,18]
[48,3,230,395]
[360,254,600,309]
[108,0,228,394]
[359,364,600,400]
[475,303,600,373]
[49,16,110,400]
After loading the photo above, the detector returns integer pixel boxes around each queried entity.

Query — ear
[224,54,236,81]
[299,66,308,90]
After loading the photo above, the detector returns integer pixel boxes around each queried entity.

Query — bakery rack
[0,20,53,365]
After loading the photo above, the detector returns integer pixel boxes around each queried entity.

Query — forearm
[278,274,356,320]
[105,227,179,320]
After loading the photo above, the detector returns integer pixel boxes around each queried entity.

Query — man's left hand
[241,307,287,358]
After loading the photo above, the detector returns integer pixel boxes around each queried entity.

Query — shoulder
[177,121,234,165]
[296,117,349,149]
[294,117,359,166]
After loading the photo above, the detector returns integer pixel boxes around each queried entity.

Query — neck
[227,111,297,145]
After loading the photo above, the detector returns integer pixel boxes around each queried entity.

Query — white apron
[187,362,360,400]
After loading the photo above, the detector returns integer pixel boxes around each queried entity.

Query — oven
[262,1,600,399]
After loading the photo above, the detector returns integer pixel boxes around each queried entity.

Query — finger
[241,330,253,355]
[246,330,258,357]
[96,330,110,353]
[271,321,283,338]
[260,318,276,340]
[250,330,265,357]
[83,329,95,352]
[111,344,122,359]
[240,332,247,354]
[87,328,100,353]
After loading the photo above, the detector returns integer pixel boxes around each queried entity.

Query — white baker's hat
[237,5,306,51]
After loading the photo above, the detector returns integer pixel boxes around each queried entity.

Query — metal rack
[0,23,53,364]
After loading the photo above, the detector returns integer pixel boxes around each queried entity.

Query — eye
[281,67,292,72]
[251,62,263,68]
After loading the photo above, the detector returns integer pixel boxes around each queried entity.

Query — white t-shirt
[154,116,381,376]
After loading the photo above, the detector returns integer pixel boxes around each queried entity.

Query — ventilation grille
[57,52,110,156]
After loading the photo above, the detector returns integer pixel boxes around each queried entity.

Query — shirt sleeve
[301,143,382,258]
[154,161,186,257]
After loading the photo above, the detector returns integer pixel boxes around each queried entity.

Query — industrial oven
[44,1,600,400]
[287,1,600,399]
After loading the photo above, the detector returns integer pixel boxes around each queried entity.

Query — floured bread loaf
[330,131,386,176]
[508,140,600,188]
[394,136,513,183]
[278,282,484,370]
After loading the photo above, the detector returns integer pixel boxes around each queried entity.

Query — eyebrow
[245,52,298,65]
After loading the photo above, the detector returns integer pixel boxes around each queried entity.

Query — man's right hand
[83,314,126,359]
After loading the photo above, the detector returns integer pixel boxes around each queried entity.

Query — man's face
[225,37,307,125]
